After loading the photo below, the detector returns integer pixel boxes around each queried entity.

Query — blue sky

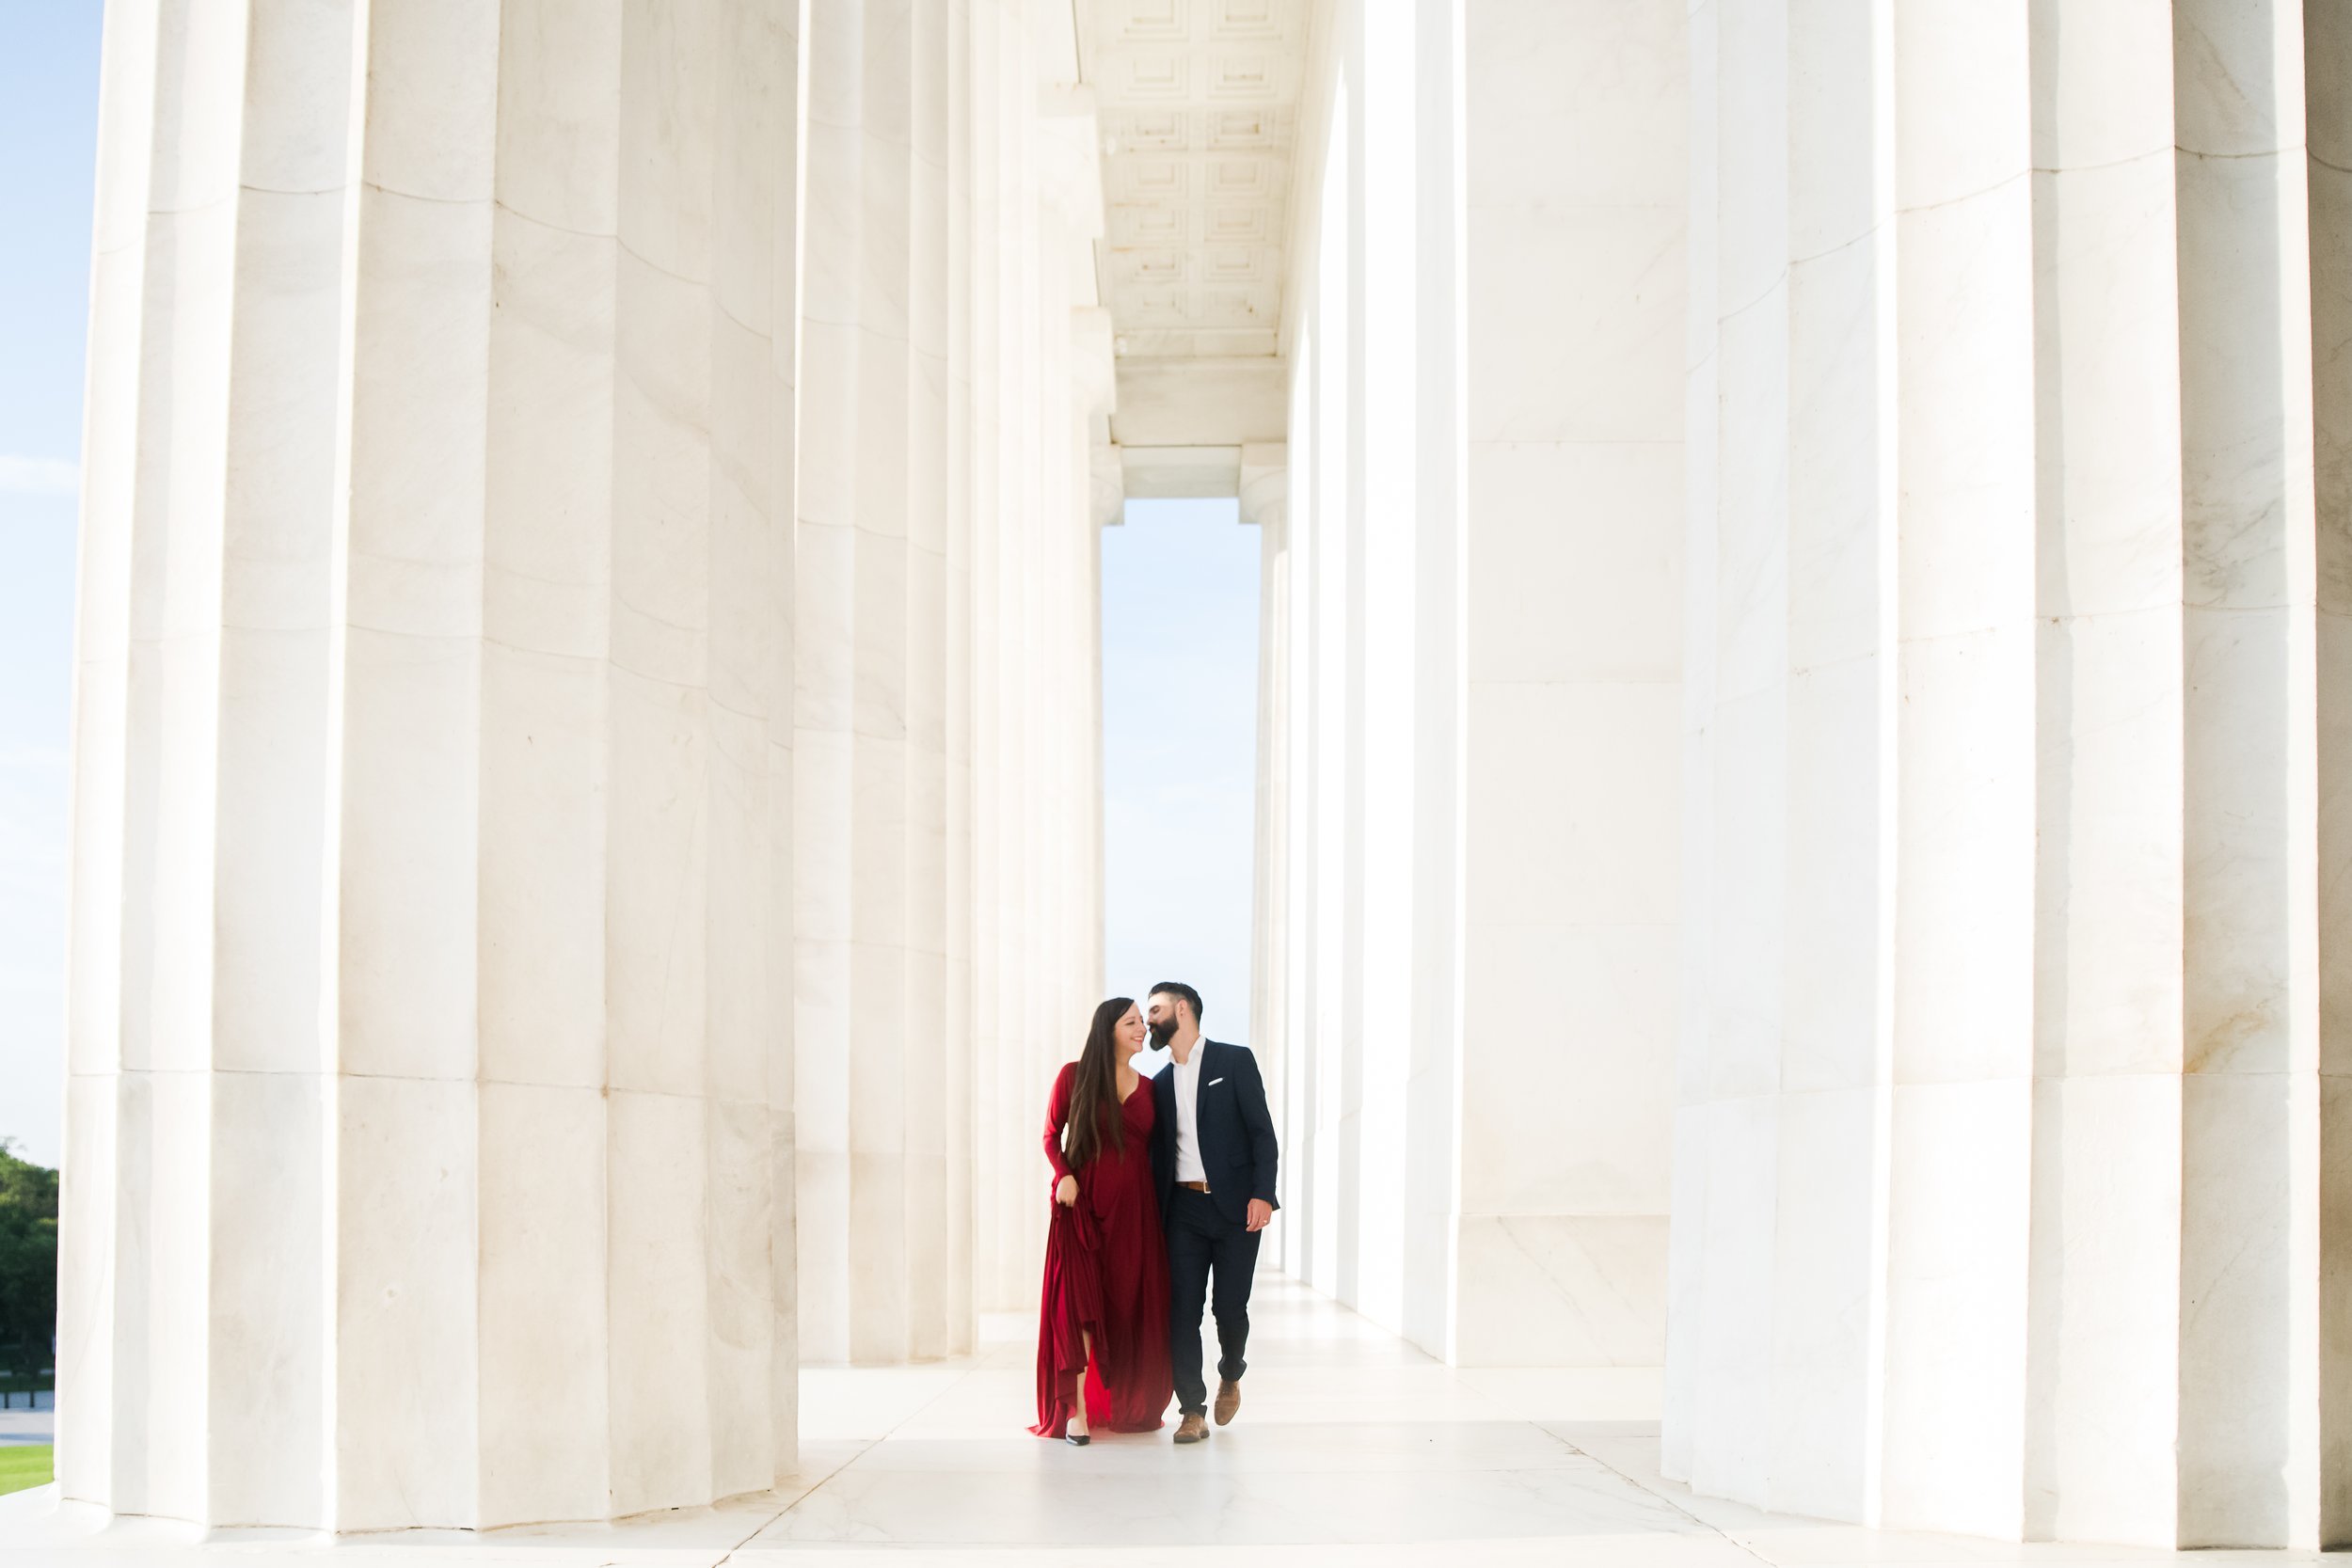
[0,8,1259,1163]
[1099,500,1262,1070]
[1,3,102,1167]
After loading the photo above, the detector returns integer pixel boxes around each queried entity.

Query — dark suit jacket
[1151,1038,1280,1228]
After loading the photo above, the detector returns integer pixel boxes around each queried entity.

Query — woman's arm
[1042,1063,1075,1183]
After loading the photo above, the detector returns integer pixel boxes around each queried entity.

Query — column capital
[1072,307,1117,418]
[1090,442,1126,528]
[1238,441,1288,538]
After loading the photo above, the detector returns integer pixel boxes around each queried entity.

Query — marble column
[2023,0,2186,1543]
[1263,0,1680,1368]
[2312,1,2352,1536]
[1665,2,2352,1547]
[798,0,1111,1329]
[965,0,1024,1318]
[942,0,978,1360]
[1280,0,1358,1301]
[793,0,990,1368]
[2172,2,2327,1544]
[1270,0,1475,1355]
[1275,313,1321,1288]
[1242,444,1290,1167]
[1451,0,1686,1370]
[57,0,802,1530]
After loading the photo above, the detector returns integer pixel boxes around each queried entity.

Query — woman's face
[1116,1004,1147,1058]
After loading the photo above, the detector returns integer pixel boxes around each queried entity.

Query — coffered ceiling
[1077,0,1307,473]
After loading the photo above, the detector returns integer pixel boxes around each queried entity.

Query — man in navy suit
[1147,980,1279,1445]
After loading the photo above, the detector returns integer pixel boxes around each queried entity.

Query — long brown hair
[1062,997,1136,1173]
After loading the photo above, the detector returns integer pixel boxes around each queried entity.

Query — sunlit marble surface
[0,1276,2326,1565]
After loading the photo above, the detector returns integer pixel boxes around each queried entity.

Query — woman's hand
[1056,1174,1079,1208]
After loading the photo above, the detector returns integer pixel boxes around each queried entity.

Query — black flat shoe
[1065,1431,1090,1447]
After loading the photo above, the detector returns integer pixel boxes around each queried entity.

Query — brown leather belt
[1177,1180,1210,1193]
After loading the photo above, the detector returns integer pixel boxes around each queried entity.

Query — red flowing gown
[1029,1064,1173,1437]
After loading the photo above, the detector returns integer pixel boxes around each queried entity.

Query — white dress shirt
[1171,1044,1207,1185]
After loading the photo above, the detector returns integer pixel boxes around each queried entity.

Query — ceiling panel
[1079,0,1308,366]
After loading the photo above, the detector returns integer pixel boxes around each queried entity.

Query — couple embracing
[1028,982,1279,1446]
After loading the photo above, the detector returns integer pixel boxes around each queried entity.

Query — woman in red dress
[1029,996,1173,1443]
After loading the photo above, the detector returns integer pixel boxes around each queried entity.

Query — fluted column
[57,0,801,1529]
[1451,0,1685,1368]
[1667,2,2352,1547]
[1277,320,1319,1285]
[966,0,1022,1316]
[2173,3,2327,1543]
[794,0,981,1368]
[941,0,978,1362]
[1242,445,1290,1164]
[793,0,1108,1340]
[2312,2,2352,1534]
[904,0,957,1367]
[2021,0,2186,1544]
[1265,0,1672,1364]
[965,55,1112,1315]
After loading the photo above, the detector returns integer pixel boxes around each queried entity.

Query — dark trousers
[1166,1185,1261,1415]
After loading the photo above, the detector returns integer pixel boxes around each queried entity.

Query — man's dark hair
[1151,980,1204,1028]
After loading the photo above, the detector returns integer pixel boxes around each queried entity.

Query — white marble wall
[1665,1,2352,1548]
[1259,0,1684,1368]
[58,0,1108,1528]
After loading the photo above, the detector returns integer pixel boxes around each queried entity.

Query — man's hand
[1246,1198,1272,1232]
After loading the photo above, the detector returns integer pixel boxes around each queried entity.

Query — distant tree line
[0,1142,56,1382]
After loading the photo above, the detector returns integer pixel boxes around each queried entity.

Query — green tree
[0,1141,58,1377]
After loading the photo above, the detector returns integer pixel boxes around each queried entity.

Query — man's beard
[1148,1017,1176,1048]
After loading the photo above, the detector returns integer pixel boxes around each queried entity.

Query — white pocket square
[1208,1077,1225,1086]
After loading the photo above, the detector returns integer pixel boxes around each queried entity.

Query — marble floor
[0,1275,2328,1565]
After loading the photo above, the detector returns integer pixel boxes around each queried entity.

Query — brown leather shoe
[1174,1411,1210,1444]
[1215,1378,1241,1426]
